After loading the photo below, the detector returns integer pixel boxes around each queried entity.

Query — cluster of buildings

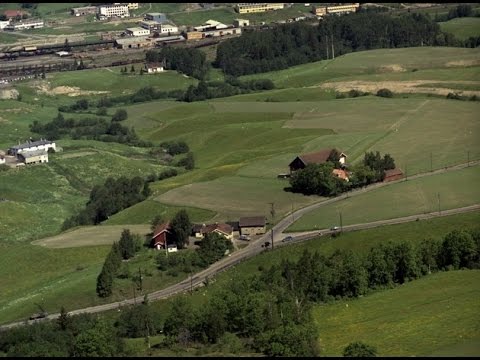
[185,19,244,41]
[6,139,56,166]
[0,10,44,31]
[151,216,267,251]
[71,3,139,20]
[287,148,403,183]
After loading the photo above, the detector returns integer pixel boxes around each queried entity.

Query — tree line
[146,47,209,80]
[290,150,395,196]
[62,176,151,230]
[215,11,465,77]
[29,112,150,147]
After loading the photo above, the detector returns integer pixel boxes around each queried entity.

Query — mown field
[439,17,480,40]
[287,166,480,232]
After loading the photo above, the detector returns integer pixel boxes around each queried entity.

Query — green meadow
[287,166,480,232]
[439,17,480,40]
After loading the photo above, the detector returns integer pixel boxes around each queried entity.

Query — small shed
[384,168,403,182]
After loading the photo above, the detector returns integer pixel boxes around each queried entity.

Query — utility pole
[437,193,441,215]
[339,211,343,233]
[269,202,275,250]
[331,34,335,59]
[138,267,143,292]
[325,35,329,59]
[405,164,408,181]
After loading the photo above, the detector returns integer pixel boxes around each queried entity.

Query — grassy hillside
[287,166,480,232]
[314,270,480,356]
[439,17,480,40]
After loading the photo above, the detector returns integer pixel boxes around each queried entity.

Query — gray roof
[10,139,53,151]
[239,216,266,227]
[18,149,48,158]
[115,36,151,45]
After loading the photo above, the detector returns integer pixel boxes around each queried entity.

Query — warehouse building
[125,26,150,37]
[235,3,284,14]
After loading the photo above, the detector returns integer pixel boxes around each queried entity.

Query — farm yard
[0,43,478,338]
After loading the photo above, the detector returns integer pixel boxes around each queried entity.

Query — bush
[343,342,377,357]
[0,164,9,172]
[376,88,393,98]
[111,109,128,122]
[336,92,347,99]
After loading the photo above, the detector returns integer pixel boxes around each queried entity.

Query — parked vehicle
[330,226,339,231]
[282,236,294,242]
[239,235,250,241]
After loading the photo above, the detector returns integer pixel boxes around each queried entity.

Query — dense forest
[215,11,465,76]
[1,228,478,357]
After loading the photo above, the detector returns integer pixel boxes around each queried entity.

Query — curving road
[0,162,478,331]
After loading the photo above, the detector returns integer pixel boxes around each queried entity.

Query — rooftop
[239,216,266,227]
[115,36,151,45]
[10,139,54,151]
[18,150,48,158]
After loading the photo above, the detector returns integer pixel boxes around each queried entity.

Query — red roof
[203,223,233,235]
[332,168,349,180]
[152,222,170,239]
[4,10,26,18]
[385,168,403,177]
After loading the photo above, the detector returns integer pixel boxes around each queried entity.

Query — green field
[287,166,480,232]
[440,17,480,40]
[314,270,480,356]
[47,67,198,96]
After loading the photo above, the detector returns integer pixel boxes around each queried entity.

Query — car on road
[330,226,339,231]
[239,235,250,241]
[282,236,294,242]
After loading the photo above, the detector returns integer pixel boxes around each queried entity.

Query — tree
[376,88,393,98]
[131,65,135,73]
[163,297,198,345]
[198,232,234,265]
[56,306,71,331]
[63,38,71,52]
[343,342,377,357]
[417,238,441,275]
[96,268,113,298]
[118,229,136,260]
[73,319,123,357]
[150,215,164,232]
[170,210,192,249]
[440,230,477,269]
[111,109,128,122]
[115,303,157,338]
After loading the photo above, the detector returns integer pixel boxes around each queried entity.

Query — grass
[439,17,480,40]
[240,47,480,88]
[47,67,198,96]
[169,8,238,27]
[0,32,21,44]
[287,166,480,232]
[314,270,480,356]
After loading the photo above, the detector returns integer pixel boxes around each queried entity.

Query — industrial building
[115,36,153,49]
[145,12,168,24]
[234,18,250,27]
[71,6,97,17]
[4,19,44,31]
[139,20,162,31]
[158,24,179,35]
[8,139,56,156]
[125,27,150,37]
[17,150,49,165]
[98,4,129,19]
[235,3,284,14]
[193,19,228,32]
[312,3,360,16]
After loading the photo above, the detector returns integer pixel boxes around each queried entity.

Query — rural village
[0,2,479,358]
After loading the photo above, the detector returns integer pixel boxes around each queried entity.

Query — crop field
[439,17,480,40]
[287,166,480,232]
[314,270,480,356]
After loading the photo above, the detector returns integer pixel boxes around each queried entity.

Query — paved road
[1,162,478,331]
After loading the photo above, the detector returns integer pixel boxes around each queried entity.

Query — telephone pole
[138,267,143,292]
[331,34,335,59]
[437,193,441,215]
[269,202,275,249]
[339,211,343,233]
[325,35,329,59]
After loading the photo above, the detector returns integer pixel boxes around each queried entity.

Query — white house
[8,139,56,156]
[167,244,178,253]
[158,24,178,35]
[146,63,164,73]
[0,156,5,165]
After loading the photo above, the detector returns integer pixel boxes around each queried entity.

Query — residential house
[332,168,349,182]
[383,168,403,182]
[17,150,48,165]
[151,222,172,250]
[239,216,266,236]
[192,223,234,240]
[145,63,164,73]
[226,221,240,237]
[289,149,347,174]
[8,139,56,156]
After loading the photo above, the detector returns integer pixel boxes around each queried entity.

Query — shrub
[376,88,393,98]
[343,342,377,357]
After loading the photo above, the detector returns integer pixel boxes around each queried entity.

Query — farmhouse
[333,168,349,182]
[383,168,404,182]
[125,27,150,37]
[8,139,56,156]
[239,216,266,236]
[151,222,173,250]
[145,63,164,73]
[192,223,234,240]
[17,150,48,165]
[289,149,347,174]
[235,3,284,14]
